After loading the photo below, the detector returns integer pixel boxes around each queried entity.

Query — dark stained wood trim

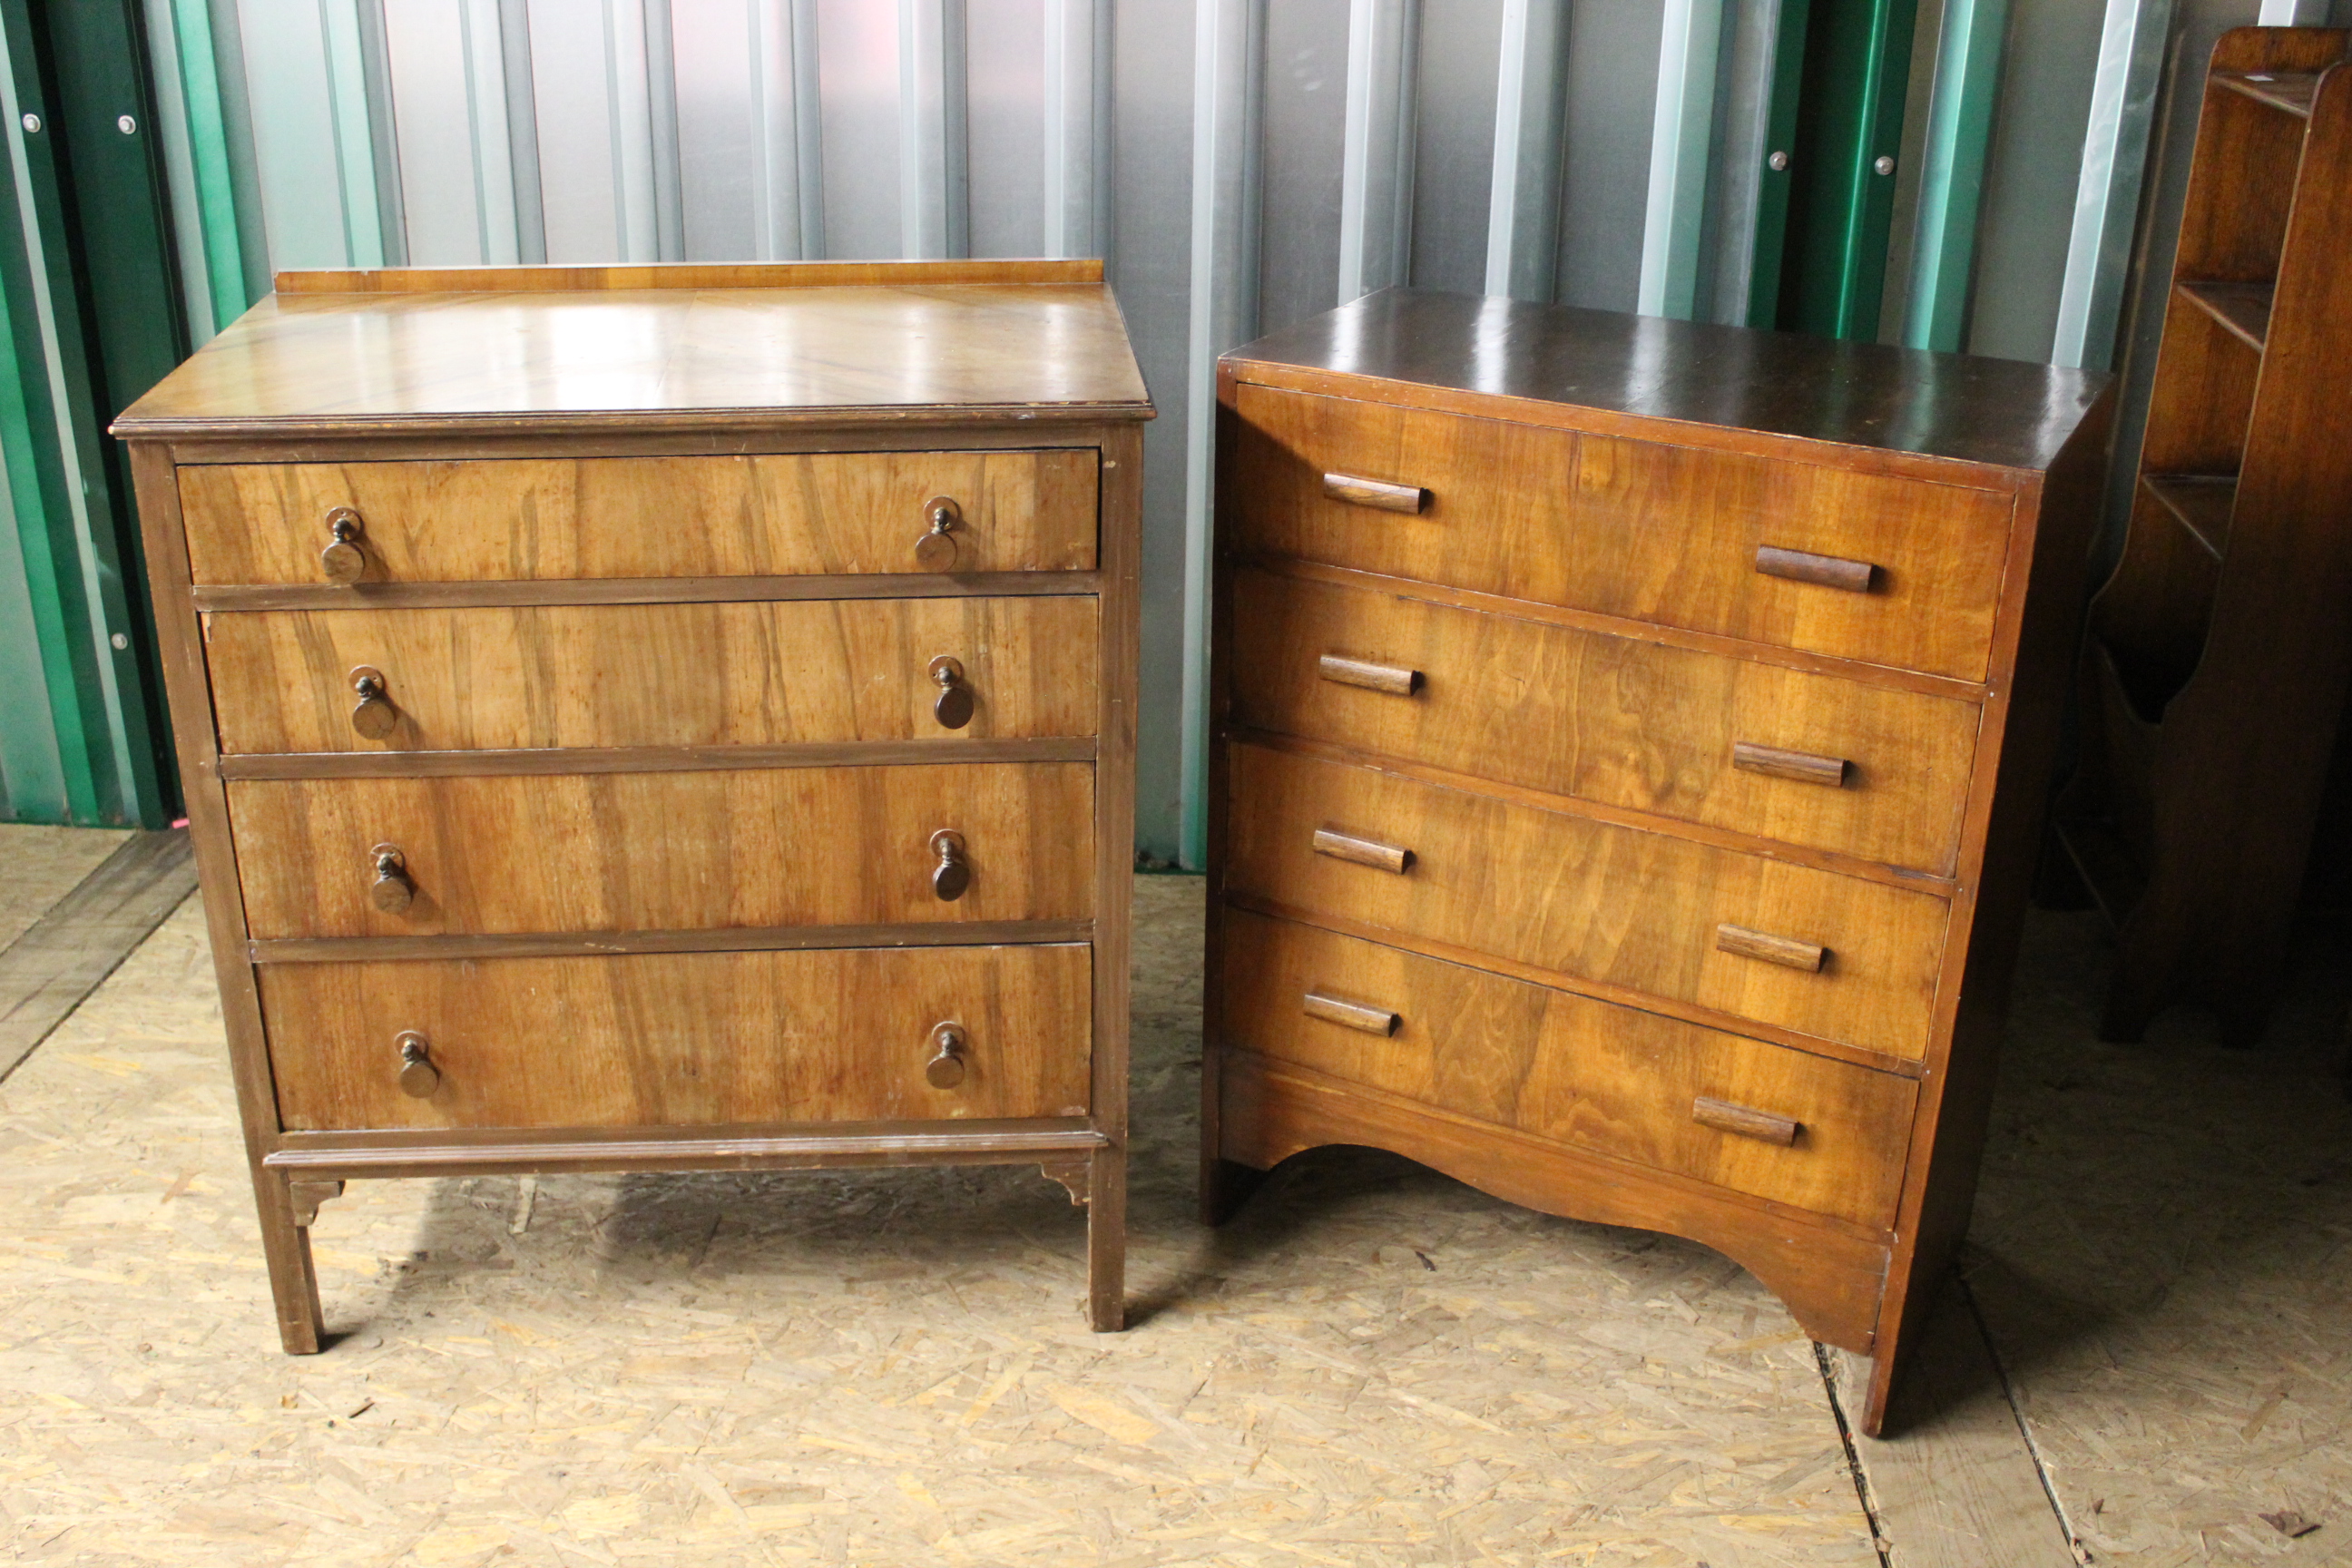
[274,259,1108,293]
[264,1123,1110,1181]
[194,570,1103,613]
[119,403,1152,442]
[249,921,1095,965]
[217,737,1098,780]
[162,423,1127,467]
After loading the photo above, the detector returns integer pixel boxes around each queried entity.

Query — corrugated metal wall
[117,0,2350,858]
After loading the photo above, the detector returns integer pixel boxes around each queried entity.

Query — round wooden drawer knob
[368,844,414,913]
[319,507,366,583]
[926,1022,967,1088]
[397,1032,439,1098]
[929,655,974,730]
[914,496,962,571]
[349,666,397,739]
[930,828,970,901]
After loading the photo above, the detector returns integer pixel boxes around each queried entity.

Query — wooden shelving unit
[2057,26,2352,1046]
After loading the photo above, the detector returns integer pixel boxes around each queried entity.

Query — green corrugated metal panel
[1904,0,2008,351]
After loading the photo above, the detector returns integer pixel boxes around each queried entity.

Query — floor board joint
[0,828,198,1085]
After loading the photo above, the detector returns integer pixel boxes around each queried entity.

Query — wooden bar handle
[1303,990,1403,1036]
[1323,472,1430,514]
[1755,544,1876,593]
[1715,923,1827,973]
[1312,827,1415,874]
[1692,1095,1800,1146]
[1731,741,1850,788]
[1318,653,1423,696]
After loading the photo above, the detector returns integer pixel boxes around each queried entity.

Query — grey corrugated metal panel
[355,0,409,266]
[1258,0,1348,330]
[1407,0,1501,296]
[525,2,624,260]
[966,0,1046,258]
[141,0,217,339]
[383,0,518,265]
[1962,0,2108,362]
[672,0,763,260]
[204,0,274,300]
[1335,0,1416,302]
[814,0,901,260]
[1699,0,1780,324]
[899,0,970,258]
[498,0,547,262]
[1111,0,1200,861]
[234,0,381,267]
[1486,0,1569,300]
[1041,0,1109,257]
[1555,0,1663,311]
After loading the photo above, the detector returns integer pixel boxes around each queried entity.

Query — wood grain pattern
[1320,472,1428,513]
[115,282,1151,435]
[204,596,1099,754]
[1691,1095,1802,1146]
[1220,911,1915,1228]
[274,259,1107,292]
[1731,742,1851,789]
[258,943,1092,1131]
[179,450,1099,584]
[1232,386,2014,681]
[1309,826,1414,874]
[1754,545,1876,593]
[1215,1049,1889,1353]
[1300,989,1401,1035]
[1716,924,1829,973]
[1230,568,1978,873]
[227,762,1094,939]
[1225,743,1949,1060]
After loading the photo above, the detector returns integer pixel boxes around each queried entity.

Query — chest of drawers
[114,260,1150,1348]
[1205,290,2108,1435]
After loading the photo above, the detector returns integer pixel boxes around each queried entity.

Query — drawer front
[181,451,1099,585]
[260,943,1093,1131]
[230,763,1094,939]
[1230,568,1979,873]
[1230,385,2013,681]
[207,596,1100,755]
[1219,912,1916,1229]
[1223,744,1947,1059]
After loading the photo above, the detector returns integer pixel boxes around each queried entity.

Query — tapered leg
[1086,1147,1125,1331]
[254,1168,327,1354]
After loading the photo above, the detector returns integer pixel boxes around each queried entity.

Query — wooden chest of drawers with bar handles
[114,260,1151,1351]
[1206,289,2110,1436]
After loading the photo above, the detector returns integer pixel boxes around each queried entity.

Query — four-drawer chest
[1204,290,2109,1434]
[114,260,1151,1346]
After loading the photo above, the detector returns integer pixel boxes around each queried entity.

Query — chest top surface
[115,260,1152,436]
[1223,288,2109,476]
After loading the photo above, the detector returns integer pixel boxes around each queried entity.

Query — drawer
[1230,568,1979,873]
[180,451,1098,585]
[260,942,1093,1131]
[229,762,1093,939]
[1219,912,1916,1229]
[206,596,1099,754]
[1223,743,1948,1060]
[1230,385,2013,681]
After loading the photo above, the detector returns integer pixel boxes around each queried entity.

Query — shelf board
[2213,70,2320,119]
[2141,472,2237,560]
[2178,279,2274,351]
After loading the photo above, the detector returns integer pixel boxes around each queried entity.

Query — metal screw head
[1873,154,1896,176]
[19,113,38,134]
[1768,150,1790,172]
[110,632,129,650]
[117,114,136,135]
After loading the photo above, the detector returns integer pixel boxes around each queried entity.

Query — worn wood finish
[205,596,1099,754]
[1220,911,1914,1228]
[179,451,1099,584]
[2060,29,2352,1050]
[1230,567,1977,873]
[119,264,1149,1345]
[1210,292,2108,1435]
[227,763,1094,939]
[1231,386,2013,681]
[259,943,1092,1132]
[1227,743,1948,1060]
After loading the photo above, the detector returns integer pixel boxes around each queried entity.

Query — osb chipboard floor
[0,876,1880,1566]
[0,827,133,953]
[1965,908,2352,1565]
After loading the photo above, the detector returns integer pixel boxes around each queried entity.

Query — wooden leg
[255,1168,327,1355]
[1201,1156,1265,1226]
[1085,1146,1125,1332]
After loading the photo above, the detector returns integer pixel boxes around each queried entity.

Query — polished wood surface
[260,942,1092,1131]
[274,259,1106,292]
[1229,567,1977,872]
[2059,29,2352,1049]
[1225,743,1948,1060]
[205,596,1099,754]
[1231,385,2012,681]
[1220,287,2106,475]
[1210,293,2108,1433]
[228,763,1094,938]
[1220,912,1914,1227]
[180,451,1098,583]
[116,281,1151,436]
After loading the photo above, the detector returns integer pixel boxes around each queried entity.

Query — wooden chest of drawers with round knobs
[114,260,1149,1350]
